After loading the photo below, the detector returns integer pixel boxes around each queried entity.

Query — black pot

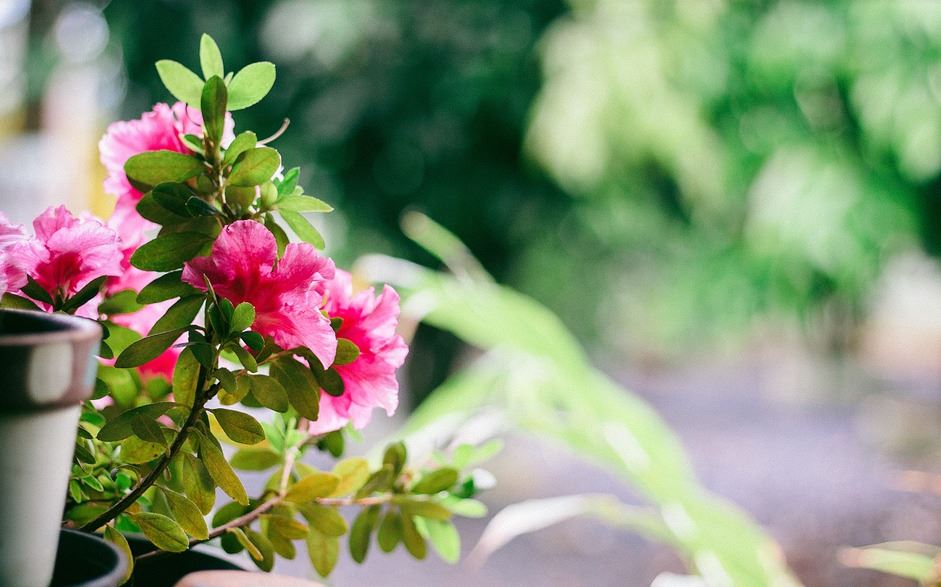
[51,529,127,587]
[124,534,245,587]
[52,530,245,587]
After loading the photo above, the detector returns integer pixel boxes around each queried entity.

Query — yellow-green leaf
[133,512,189,552]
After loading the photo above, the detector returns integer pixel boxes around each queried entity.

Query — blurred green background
[13,0,941,385]
[6,1,941,584]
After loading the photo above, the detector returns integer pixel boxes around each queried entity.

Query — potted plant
[0,35,489,585]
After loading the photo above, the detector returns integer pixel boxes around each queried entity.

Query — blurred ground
[243,345,941,586]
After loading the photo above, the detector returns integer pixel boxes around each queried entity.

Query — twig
[78,374,219,532]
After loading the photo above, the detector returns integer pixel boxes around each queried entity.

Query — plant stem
[78,368,218,532]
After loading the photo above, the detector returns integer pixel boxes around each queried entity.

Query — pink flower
[182,220,338,368]
[99,102,234,238]
[308,270,408,434]
[9,206,122,310]
[0,213,30,298]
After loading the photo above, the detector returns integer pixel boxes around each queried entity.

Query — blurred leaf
[330,457,370,497]
[840,542,941,583]
[280,210,325,249]
[287,473,340,503]
[155,59,203,107]
[307,528,339,577]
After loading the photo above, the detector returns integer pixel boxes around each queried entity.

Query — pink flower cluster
[1,99,408,432]
[0,206,122,314]
[99,102,233,239]
[182,222,407,433]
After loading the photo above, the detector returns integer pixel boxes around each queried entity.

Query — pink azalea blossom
[182,220,338,368]
[9,206,122,310]
[0,213,30,298]
[99,102,234,238]
[308,270,408,434]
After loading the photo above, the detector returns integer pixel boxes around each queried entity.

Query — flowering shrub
[0,35,487,579]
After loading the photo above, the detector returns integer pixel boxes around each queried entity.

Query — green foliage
[373,217,800,585]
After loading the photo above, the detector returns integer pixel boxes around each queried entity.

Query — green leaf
[97,402,176,441]
[231,448,281,471]
[248,374,288,412]
[171,347,200,408]
[198,431,249,505]
[185,196,218,217]
[231,527,261,560]
[0,293,40,311]
[155,60,204,107]
[421,518,460,564]
[227,62,276,110]
[240,331,264,352]
[355,465,395,498]
[245,529,275,572]
[150,295,204,335]
[286,472,340,503]
[212,408,265,445]
[319,368,345,397]
[133,512,189,552]
[151,182,197,217]
[306,528,339,578]
[161,487,209,540]
[349,505,380,564]
[227,147,281,187]
[397,498,453,521]
[269,357,319,420]
[280,210,325,249]
[104,526,134,584]
[277,194,333,213]
[382,442,407,475]
[223,131,257,167]
[130,232,214,271]
[201,75,227,144]
[230,302,255,333]
[841,544,940,582]
[277,167,300,195]
[267,526,298,560]
[125,151,203,188]
[61,276,107,313]
[136,192,188,226]
[180,452,215,514]
[99,290,144,315]
[377,510,402,553]
[121,435,165,464]
[333,339,360,366]
[264,215,289,257]
[330,457,371,497]
[22,276,52,305]
[303,504,348,537]
[212,501,249,527]
[412,468,459,495]
[400,514,427,560]
[131,415,167,447]
[114,328,187,368]
[269,514,309,539]
[199,34,224,79]
[441,496,488,518]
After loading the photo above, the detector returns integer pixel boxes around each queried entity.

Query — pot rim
[56,528,129,587]
[0,308,102,347]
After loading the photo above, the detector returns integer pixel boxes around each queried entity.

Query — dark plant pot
[51,529,127,587]
[124,534,246,587]
[0,309,101,587]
